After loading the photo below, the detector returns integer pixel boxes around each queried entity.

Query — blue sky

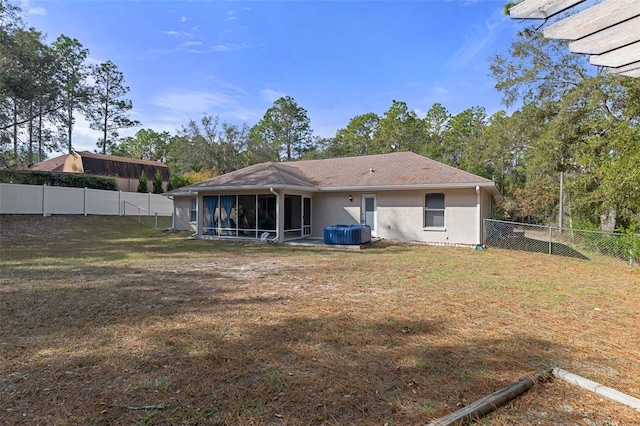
[20,0,524,153]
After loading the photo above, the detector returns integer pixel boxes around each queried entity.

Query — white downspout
[269,187,280,242]
[192,190,201,238]
[476,186,481,246]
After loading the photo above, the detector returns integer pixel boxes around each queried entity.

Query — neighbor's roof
[172,152,500,196]
[29,155,68,172]
[30,151,170,180]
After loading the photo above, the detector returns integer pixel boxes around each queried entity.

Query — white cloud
[20,0,46,16]
[433,87,450,96]
[260,89,288,103]
[227,10,236,21]
[447,7,505,70]
[183,43,248,53]
[148,89,261,123]
[180,16,190,23]
[181,41,202,47]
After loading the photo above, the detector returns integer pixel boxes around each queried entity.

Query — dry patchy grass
[1,215,639,425]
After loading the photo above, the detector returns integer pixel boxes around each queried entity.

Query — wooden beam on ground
[426,370,552,426]
[590,41,640,68]
[509,0,584,20]
[569,16,640,55]
[553,368,640,411]
[544,0,640,40]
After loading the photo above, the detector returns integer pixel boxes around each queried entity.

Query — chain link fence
[483,219,639,265]
[123,201,173,229]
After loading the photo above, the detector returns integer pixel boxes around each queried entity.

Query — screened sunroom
[199,193,311,241]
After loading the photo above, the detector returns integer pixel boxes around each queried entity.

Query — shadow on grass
[485,236,589,260]
[1,290,569,425]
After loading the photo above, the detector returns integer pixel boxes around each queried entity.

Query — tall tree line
[0,0,137,166]
[2,0,637,231]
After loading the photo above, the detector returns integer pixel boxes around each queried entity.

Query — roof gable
[189,162,316,189]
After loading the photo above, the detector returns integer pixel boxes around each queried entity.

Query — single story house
[29,151,170,192]
[166,151,501,246]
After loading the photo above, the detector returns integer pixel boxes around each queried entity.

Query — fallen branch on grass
[104,403,167,411]
[426,369,552,426]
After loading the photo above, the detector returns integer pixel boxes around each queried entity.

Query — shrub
[167,174,196,191]
[0,170,118,190]
[137,171,148,193]
[152,170,164,194]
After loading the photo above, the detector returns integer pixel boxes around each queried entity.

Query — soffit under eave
[509,0,640,78]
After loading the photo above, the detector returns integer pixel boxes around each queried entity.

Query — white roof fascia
[318,181,500,194]
[176,184,318,194]
[171,182,501,196]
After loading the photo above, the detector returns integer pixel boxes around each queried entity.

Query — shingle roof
[189,161,315,189]
[29,155,69,172]
[286,151,494,188]
[29,151,170,180]
[177,152,498,195]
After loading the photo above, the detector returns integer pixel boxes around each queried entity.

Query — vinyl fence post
[42,184,46,216]
[548,226,553,256]
[84,187,88,216]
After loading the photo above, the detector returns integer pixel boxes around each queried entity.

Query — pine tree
[137,170,148,193]
[152,170,163,194]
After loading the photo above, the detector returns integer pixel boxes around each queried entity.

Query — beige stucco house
[166,152,501,246]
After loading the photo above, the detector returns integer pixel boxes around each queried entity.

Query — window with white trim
[190,198,197,222]
[424,193,445,228]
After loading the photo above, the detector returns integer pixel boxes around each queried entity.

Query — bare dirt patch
[1,215,639,425]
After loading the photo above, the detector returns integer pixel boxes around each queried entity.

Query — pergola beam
[544,0,640,40]
[619,68,640,78]
[569,16,640,55]
[510,0,640,77]
[607,60,640,75]
[590,41,640,68]
[509,0,584,20]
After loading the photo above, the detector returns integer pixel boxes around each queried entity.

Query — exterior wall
[115,177,168,193]
[375,188,481,245]
[171,187,496,245]
[312,188,491,246]
[63,153,84,173]
[311,192,361,237]
[172,196,196,232]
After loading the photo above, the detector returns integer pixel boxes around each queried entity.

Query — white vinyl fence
[0,183,173,217]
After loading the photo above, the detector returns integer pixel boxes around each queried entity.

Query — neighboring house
[166,152,501,246]
[30,151,170,193]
